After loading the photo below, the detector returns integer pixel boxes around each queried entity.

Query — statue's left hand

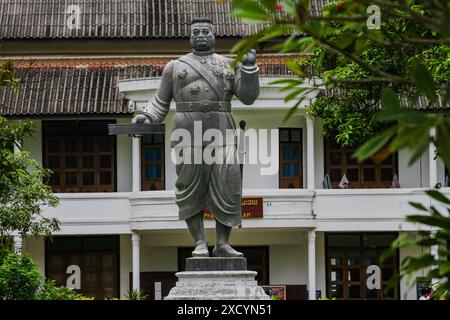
[242,49,257,67]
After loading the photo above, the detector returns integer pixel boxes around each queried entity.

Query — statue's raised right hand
[242,48,257,67]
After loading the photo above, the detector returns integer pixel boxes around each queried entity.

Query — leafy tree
[0,59,19,87]
[0,117,60,255]
[224,0,450,298]
[0,252,43,299]
[0,57,59,258]
[0,56,62,300]
[227,0,450,148]
[39,279,86,300]
[0,252,85,300]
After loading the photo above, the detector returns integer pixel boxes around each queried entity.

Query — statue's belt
[176,101,231,113]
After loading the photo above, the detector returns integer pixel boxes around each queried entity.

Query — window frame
[42,120,117,193]
[45,235,120,299]
[279,128,303,189]
[325,232,400,300]
[324,138,399,188]
[140,134,165,191]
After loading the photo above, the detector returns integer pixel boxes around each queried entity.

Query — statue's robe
[142,51,260,227]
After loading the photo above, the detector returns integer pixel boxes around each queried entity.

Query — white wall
[437,156,447,187]
[269,244,307,285]
[162,110,305,190]
[310,119,430,189]
[22,120,43,165]
[116,118,132,192]
[399,148,429,188]
[122,235,179,298]
[120,234,132,298]
[399,232,427,300]
[22,232,424,300]
[141,246,178,272]
[315,232,326,297]
[268,234,326,297]
[314,120,325,189]
[20,116,433,191]
[23,236,45,275]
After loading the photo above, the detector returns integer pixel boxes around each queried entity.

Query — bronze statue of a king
[132,18,260,258]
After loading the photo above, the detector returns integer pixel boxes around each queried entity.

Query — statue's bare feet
[192,240,209,257]
[212,244,244,257]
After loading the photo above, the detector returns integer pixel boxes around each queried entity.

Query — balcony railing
[41,187,450,234]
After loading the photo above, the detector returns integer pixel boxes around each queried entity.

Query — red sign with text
[204,197,263,219]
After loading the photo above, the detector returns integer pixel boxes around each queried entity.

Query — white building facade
[14,76,448,300]
[1,0,448,301]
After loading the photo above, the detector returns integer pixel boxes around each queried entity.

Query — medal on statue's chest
[210,57,235,93]
[223,67,234,93]
[208,58,226,79]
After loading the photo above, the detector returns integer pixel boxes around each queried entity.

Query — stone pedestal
[185,257,248,271]
[165,257,270,300]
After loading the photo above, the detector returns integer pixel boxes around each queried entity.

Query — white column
[131,231,141,291]
[307,230,316,300]
[430,229,439,289]
[13,140,21,153]
[429,127,437,188]
[13,143,23,254]
[13,234,23,253]
[306,117,315,190]
[132,137,141,192]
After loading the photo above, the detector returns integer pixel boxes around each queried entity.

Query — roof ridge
[0,0,331,40]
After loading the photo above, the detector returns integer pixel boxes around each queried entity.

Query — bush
[0,252,87,300]
[125,289,148,300]
[0,252,43,300]
[39,280,85,300]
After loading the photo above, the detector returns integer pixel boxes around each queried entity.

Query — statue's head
[190,18,215,52]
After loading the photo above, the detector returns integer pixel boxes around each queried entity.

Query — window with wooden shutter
[279,128,303,189]
[141,134,165,191]
[46,236,119,300]
[324,138,398,188]
[43,121,116,193]
[326,233,399,300]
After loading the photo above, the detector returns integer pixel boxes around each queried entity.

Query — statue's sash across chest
[173,56,235,101]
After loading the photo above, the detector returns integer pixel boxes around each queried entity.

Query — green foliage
[307,94,379,147]
[39,280,85,300]
[0,252,86,300]
[125,289,148,300]
[355,87,450,167]
[0,117,60,243]
[412,44,450,84]
[0,237,13,262]
[0,60,20,87]
[0,253,43,300]
[382,191,450,299]
[229,0,450,147]
[230,0,450,298]
[318,297,337,300]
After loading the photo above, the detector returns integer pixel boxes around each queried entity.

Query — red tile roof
[0,0,332,40]
[0,55,300,116]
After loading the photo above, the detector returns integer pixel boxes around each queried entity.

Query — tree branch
[306,28,407,83]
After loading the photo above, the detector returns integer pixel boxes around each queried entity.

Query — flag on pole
[338,174,349,189]
[322,174,331,189]
[391,173,401,188]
